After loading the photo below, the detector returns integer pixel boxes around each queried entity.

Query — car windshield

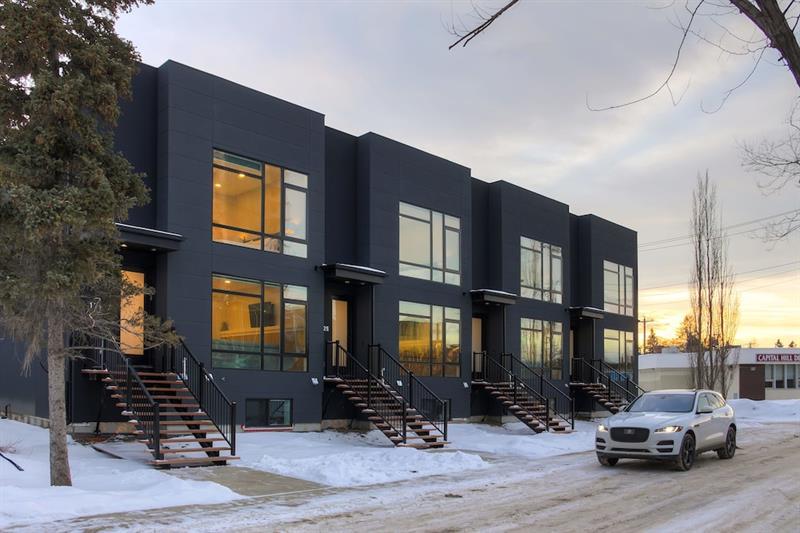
[627,393,695,413]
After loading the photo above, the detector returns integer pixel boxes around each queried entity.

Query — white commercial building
[638,347,800,400]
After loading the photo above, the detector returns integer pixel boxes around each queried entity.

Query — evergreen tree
[645,328,660,354]
[0,0,155,486]
[775,339,784,348]
[789,341,796,348]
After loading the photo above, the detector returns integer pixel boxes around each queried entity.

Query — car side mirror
[697,407,713,414]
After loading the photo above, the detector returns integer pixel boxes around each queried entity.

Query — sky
[116,0,800,348]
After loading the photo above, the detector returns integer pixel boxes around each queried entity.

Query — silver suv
[595,389,736,471]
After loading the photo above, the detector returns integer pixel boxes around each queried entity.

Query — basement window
[245,399,292,428]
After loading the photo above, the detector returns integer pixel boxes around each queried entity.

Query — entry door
[472,317,483,378]
[739,365,765,400]
[120,270,145,357]
[331,298,349,366]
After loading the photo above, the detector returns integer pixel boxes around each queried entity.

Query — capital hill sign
[756,353,800,363]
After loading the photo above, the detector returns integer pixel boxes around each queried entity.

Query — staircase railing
[591,358,646,401]
[571,358,641,406]
[500,353,574,430]
[153,340,237,456]
[368,344,448,441]
[77,337,162,459]
[327,341,409,442]
[479,352,553,432]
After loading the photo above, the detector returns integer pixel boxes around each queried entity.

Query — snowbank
[447,420,597,459]
[0,420,240,529]
[235,430,488,487]
[729,399,800,425]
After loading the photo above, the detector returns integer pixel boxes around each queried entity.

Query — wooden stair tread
[151,456,239,466]
[139,437,227,444]
[153,447,231,454]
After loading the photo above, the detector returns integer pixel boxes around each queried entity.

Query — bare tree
[742,100,800,239]
[688,173,741,396]
[448,1,800,99]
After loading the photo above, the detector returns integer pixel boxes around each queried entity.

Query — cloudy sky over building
[118,0,799,346]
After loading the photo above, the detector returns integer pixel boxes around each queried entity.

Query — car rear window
[628,393,695,413]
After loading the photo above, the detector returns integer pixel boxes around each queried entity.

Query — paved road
[23,423,800,532]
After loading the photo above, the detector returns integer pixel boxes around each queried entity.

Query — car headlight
[655,426,683,433]
[597,424,608,432]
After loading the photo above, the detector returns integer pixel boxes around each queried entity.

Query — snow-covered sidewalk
[0,420,241,529]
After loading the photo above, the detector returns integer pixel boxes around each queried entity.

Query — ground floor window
[245,399,292,428]
[212,274,307,371]
[398,300,460,377]
[604,329,634,376]
[765,364,799,388]
[520,319,563,380]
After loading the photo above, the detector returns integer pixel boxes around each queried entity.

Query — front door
[331,298,350,367]
[739,365,765,400]
[120,270,145,357]
[472,317,484,379]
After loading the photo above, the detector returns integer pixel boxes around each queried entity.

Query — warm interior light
[120,243,128,248]
[214,183,222,188]
[238,173,245,178]
[224,279,231,284]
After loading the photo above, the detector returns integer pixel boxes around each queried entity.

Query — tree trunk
[47,316,72,486]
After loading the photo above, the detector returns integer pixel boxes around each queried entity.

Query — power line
[639,227,766,253]
[640,267,800,297]
[640,261,800,291]
[638,209,800,249]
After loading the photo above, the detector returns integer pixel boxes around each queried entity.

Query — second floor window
[211,274,308,372]
[399,202,460,286]
[520,237,562,303]
[212,149,308,258]
[604,260,634,316]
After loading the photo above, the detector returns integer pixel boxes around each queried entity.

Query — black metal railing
[500,353,574,430]
[153,340,237,456]
[77,337,163,459]
[592,358,646,401]
[327,341,409,442]
[368,344,448,441]
[477,351,553,431]
[571,358,643,406]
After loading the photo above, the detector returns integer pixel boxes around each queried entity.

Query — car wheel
[675,433,696,471]
[597,454,619,466]
[717,427,736,460]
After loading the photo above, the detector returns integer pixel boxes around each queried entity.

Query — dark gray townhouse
[0,61,640,465]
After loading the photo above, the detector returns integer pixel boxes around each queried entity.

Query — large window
[245,399,292,428]
[212,149,308,258]
[765,364,799,388]
[211,274,307,371]
[520,319,563,380]
[520,237,562,303]
[604,329,634,376]
[603,260,634,316]
[399,202,460,285]
[398,301,460,377]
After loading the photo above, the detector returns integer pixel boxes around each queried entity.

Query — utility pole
[638,316,652,354]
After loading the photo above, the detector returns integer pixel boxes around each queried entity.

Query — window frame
[603,260,634,316]
[520,318,564,379]
[603,328,635,375]
[211,273,308,372]
[520,236,563,304]
[398,202,461,286]
[212,149,308,258]
[244,398,293,429]
[398,300,461,377]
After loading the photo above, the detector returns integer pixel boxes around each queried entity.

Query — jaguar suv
[595,389,736,471]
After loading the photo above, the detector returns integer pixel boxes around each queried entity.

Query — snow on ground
[235,429,488,487]
[0,420,241,529]
[729,398,800,426]
[447,420,597,459]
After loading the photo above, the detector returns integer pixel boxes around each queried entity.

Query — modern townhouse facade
[0,61,640,464]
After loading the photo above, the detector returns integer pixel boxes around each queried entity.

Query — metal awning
[319,263,387,285]
[569,306,605,320]
[117,223,183,252]
[470,289,518,306]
